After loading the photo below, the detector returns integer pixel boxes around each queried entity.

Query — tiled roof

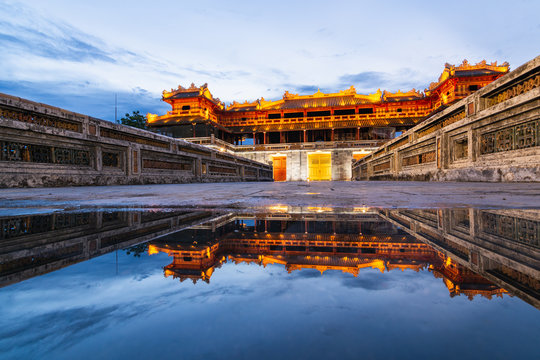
[167,91,200,99]
[265,95,377,110]
[226,87,383,112]
[454,69,504,77]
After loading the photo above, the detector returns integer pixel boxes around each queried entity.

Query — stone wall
[185,136,380,181]
[0,210,218,287]
[241,149,358,181]
[0,93,273,187]
[379,208,540,307]
[352,55,540,182]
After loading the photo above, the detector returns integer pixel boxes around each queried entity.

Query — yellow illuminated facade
[147,60,509,181]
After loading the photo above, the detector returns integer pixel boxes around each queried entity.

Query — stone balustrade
[379,208,540,307]
[0,93,273,187]
[0,209,218,287]
[352,55,540,182]
[184,136,384,152]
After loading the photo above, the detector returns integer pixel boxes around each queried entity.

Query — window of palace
[268,113,281,119]
[454,138,468,160]
[306,110,331,117]
[333,109,355,115]
[358,108,374,114]
[284,112,304,118]
[182,105,190,110]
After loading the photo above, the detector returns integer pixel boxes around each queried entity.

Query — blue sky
[1,250,538,359]
[1,0,539,121]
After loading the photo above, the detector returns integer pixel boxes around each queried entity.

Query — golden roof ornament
[341,85,357,95]
[383,88,424,101]
[426,59,509,93]
[283,90,299,99]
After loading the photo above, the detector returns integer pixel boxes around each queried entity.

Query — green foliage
[119,110,147,129]
[125,243,149,258]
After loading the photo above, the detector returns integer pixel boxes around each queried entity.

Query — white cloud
[1,0,539,112]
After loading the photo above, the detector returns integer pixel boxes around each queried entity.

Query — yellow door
[308,153,331,181]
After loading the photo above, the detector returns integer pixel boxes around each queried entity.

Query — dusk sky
[1,0,539,121]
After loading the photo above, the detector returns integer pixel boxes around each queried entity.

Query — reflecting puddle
[0,207,539,359]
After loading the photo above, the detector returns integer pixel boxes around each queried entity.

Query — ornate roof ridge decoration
[164,267,215,284]
[386,261,427,272]
[226,98,261,111]
[285,258,387,275]
[162,83,225,108]
[426,59,510,92]
[225,86,383,111]
[454,59,510,72]
[259,97,281,108]
[229,254,264,265]
[439,275,507,300]
[458,288,507,300]
[281,86,381,102]
[383,89,424,101]
[146,113,158,122]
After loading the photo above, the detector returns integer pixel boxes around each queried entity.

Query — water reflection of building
[1,208,536,307]
[0,210,214,287]
[380,209,539,307]
[148,212,511,302]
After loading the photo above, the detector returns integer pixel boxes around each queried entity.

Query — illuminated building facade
[3,208,535,304]
[148,212,509,301]
[148,60,509,181]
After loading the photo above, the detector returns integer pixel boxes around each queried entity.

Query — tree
[119,110,147,129]
[125,243,149,258]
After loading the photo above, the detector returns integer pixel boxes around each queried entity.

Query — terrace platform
[1,181,539,214]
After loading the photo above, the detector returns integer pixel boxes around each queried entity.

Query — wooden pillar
[263,132,266,145]
[331,128,335,141]
[192,124,196,137]
[253,132,256,145]
[356,127,360,140]
[280,131,284,144]
[303,130,307,143]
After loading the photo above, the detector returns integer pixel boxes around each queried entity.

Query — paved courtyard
[0,181,539,214]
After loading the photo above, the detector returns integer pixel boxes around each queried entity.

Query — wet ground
[0,182,539,359]
[0,181,539,215]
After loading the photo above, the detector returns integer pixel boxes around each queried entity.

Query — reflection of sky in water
[1,250,539,360]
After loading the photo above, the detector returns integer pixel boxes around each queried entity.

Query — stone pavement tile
[0,181,539,211]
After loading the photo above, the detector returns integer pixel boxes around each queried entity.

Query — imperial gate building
[148,60,509,181]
